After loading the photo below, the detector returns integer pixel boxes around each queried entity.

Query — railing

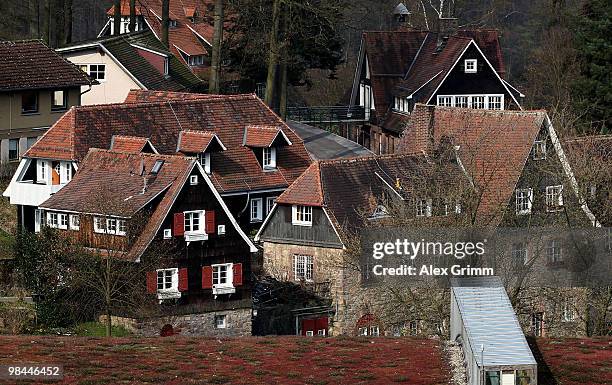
[287,105,366,124]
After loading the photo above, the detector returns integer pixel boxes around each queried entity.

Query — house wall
[61,48,142,105]
[103,307,252,337]
[0,89,80,162]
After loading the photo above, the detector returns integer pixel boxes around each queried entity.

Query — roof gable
[110,135,158,154]
[177,130,226,153]
[243,126,292,148]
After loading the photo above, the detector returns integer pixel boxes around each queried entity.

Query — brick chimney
[436,17,458,51]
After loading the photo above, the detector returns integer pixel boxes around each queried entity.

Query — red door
[301,317,328,336]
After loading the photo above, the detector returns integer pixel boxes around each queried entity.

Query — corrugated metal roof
[451,277,537,367]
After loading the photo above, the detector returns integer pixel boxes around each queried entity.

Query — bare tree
[129,0,136,33]
[113,0,121,35]
[264,0,281,107]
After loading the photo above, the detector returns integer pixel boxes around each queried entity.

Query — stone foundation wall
[102,307,252,337]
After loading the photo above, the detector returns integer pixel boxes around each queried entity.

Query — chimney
[436,17,458,51]
[393,3,412,30]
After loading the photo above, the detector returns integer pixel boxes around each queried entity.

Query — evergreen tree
[572,0,611,134]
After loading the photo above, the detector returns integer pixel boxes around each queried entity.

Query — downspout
[237,192,251,219]
[80,83,93,101]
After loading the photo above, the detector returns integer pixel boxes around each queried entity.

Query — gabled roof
[25,93,312,194]
[105,0,215,70]
[40,149,192,217]
[110,135,158,154]
[243,126,292,148]
[398,105,547,222]
[0,40,92,91]
[274,153,466,233]
[177,130,226,153]
[58,30,202,91]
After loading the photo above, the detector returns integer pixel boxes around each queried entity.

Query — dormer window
[263,147,277,170]
[151,160,164,174]
[464,59,477,73]
[292,205,312,226]
[188,55,205,66]
[198,152,212,174]
[169,20,178,28]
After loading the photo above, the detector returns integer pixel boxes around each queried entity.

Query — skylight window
[151,160,164,174]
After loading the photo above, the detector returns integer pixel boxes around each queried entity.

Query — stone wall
[102,307,252,337]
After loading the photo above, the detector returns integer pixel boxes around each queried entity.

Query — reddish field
[534,337,612,385]
[0,336,450,385]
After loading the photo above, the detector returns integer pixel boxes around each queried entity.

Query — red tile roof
[107,0,214,66]
[398,105,547,222]
[110,135,154,154]
[177,130,225,153]
[275,162,323,207]
[275,153,466,232]
[0,40,93,91]
[40,149,193,218]
[243,126,291,148]
[26,93,312,194]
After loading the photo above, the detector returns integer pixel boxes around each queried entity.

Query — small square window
[190,175,198,185]
[51,90,67,111]
[69,214,80,230]
[292,205,313,226]
[217,225,226,235]
[533,140,546,160]
[163,229,172,239]
[215,314,227,329]
[464,59,477,73]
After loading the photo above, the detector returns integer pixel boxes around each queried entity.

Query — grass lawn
[0,227,15,259]
[534,337,612,385]
[74,322,132,337]
[0,336,449,384]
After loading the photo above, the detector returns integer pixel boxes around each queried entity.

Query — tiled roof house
[4,92,312,233]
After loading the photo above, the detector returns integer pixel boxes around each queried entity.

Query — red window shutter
[146,271,157,294]
[178,268,188,292]
[202,266,213,289]
[173,213,184,236]
[233,263,243,286]
[205,210,216,234]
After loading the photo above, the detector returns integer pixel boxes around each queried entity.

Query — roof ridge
[318,152,427,166]
[91,148,196,161]
[73,93,258,111]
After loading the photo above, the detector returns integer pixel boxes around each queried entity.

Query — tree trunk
[113,0,121,35]
[129,0,136,32]
[161,0,169,48]
[41,0,50,44]
[279,10,289,120]
[28,0,40,39]
[208,0,224,94]
[264,0,281,108]
[63,0,72,45]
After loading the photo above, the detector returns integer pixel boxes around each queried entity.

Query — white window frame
[546,185,564,212]
[515,188,533,215]
[81,64,106,82]
[464,59,477,73]
[93,216,106,233]
[562,300,575,322]
[217,224,226,235]
[163,229,172,239]
[46,212,58,228]
[415,198,432,217]
[292,205,313,226]
[212,263,234,289]
[437,96,452,107]
[293,254,313,282]
[189,175,199,185]
[184,210,205,234]
[69,214,80,230]
[546,239,562,263]
[250,198,263,222]
[266,196,277,214]
[215,314,227,329]
[60,162,72,184]
[106,218,126,236]
[533,140,547,160]
[51,90,67,111]
[436,94,504,110]
[37,159,49,184]
[156,268,179,293]
[263,147,277,170]
[370,325,380,337]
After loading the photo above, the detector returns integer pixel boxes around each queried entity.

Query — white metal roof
[452,277,537,367]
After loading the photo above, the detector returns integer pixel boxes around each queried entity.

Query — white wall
[61,48,142,105]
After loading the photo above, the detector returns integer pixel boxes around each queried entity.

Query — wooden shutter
[201,266,213,289]
[173,213,184,236]
[205,210,216,234]
[233,263,243,286]
[178,268,188,292]
[146,271,157,294]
